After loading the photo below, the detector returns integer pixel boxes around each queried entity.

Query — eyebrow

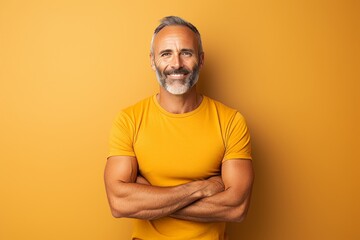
[158,48,195,55]
[180,48,195,53]
[159,49,172,55]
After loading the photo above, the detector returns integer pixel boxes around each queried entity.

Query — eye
[181,51,193,57]
[160,52,171,57]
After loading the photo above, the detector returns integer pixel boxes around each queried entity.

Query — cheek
[185,58,199,68]
[154,58,169,70]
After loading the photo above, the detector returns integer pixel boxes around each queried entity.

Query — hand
[136,175,151,185]
[202,176,225,197]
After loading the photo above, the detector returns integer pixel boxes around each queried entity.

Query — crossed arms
[104,155,254,222]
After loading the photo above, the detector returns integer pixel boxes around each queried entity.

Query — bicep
[104,156,138,186]
[104,156,140,217]
[221,159,254,205]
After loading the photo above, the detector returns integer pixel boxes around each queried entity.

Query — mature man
[104,16,254,240]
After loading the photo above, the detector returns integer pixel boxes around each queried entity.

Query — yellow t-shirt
[109,95,252,240]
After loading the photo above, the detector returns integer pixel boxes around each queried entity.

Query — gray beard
[155,66,200,95]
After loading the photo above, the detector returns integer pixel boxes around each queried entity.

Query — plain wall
[0,0,359,239]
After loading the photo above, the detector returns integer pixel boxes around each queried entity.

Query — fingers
[136,175,151,185]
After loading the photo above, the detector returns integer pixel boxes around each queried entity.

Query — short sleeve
[108,111,136,158]
[223,112,252,162]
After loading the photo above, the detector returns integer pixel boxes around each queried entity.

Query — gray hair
[150,16,203,56]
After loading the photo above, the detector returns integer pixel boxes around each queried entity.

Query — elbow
[110,206,136,219]
[110,207,125,218]
[228,189,253,222]
[111,210,122,218]
[233,211,247,223]
[229,203,249,223]
[108,197,133,218]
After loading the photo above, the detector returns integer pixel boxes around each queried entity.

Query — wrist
[181,180,208,198]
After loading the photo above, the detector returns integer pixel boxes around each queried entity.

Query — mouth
[165,68,190,80]
[167,73,188,80]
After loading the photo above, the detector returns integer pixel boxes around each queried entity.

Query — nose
[170,53,182,69]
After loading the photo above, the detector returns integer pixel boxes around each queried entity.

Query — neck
[157,86,202,114]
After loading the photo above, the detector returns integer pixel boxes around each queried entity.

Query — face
[151,26,204,95]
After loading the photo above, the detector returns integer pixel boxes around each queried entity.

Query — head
[150,16,204,95]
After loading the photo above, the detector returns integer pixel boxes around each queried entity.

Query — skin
[104,156,224,220]
[104,25,254,223]
[151,26,204,114]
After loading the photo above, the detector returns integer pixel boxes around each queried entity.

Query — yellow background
[0,0,359,239]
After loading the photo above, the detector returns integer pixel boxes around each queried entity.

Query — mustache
[164,68,190,75]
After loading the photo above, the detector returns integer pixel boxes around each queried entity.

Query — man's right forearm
[106,179,223,220]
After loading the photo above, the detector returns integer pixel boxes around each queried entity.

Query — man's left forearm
[170,188,251,222]
[172,160,254,223]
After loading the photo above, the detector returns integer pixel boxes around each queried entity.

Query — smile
[167,73,188,79]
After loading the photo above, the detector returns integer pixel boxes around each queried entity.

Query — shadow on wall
[198,61,275,240]
[226,141,272,239]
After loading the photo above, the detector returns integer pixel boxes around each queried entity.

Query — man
[104,16,254,240]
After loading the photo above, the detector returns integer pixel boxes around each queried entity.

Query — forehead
[153,26,198,53]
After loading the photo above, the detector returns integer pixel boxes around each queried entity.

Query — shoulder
[112,95,155,127]
[122,95,154,115]
[116,95,154,118]
[204,96,244,121]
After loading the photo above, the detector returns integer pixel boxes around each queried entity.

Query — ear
[150,53,156,71]
[199,52,205,68]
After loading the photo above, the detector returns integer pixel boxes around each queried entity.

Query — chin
[165,85,190,95]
